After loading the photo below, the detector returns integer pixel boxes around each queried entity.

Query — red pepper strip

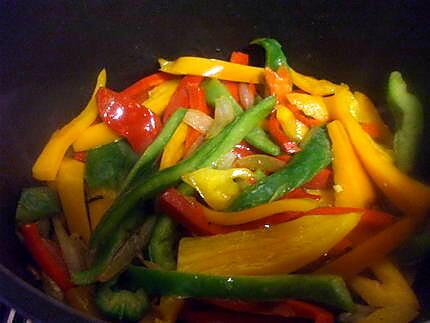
[97,88,162,153]
[230,51,250,65]
[306,207,395,230]
[20,224,74,291]
[232,141,257,159]
[120,72,173,102]
[223,81,240,102]
[266,113,301,154]
[304,168,332,189]
[207,299,334,323]
[361,122,382,139]
[327,238,353,257]
[159,188,303,235]
[265,66,293,98]
[275,154,292,163]
[73,151,87,163]
[184,77,211,154]
[162,75,204,123]
[283,188,320,200]
[285,101,323,127]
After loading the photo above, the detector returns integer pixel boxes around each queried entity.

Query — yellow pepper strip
[159,122,188,170]
[142,79,180,115]
[354,91,393,144]
[328,86,430,217]
[72,122,120,152]
[56,158,91,243]
[289,69,337,96]
[276,105,309,140]
[65,286,102,319]
[182,168,255,211]
[178,213,361,275]
[32,69,107,180]
[327,120,376,208]
[286,92,329,122]
[202,198,323,225]
[159,57,265,84]
[154,297,185,323]
[88,196,115,231]
[349,260,419,323]
[316,215,420,278]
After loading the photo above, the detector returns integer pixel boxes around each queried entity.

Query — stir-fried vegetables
[17,38,430,323]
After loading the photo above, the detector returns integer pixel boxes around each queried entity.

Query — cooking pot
[1,1,430,322]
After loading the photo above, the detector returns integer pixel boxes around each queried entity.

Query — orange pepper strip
[327,120,376,208]
[328,86,430,217]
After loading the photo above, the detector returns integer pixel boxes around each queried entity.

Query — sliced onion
[214,151,237,169]
[238,83,255,108]
[41,272,64,301]
[98,215,156,282]
[183,109,214,134]
[234,154,286,173]
[53,217,86,274]
[206,96,235,138]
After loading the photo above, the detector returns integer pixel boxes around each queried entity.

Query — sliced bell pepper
[159,57,264,84]
[327,85,430,217]
[97,87,162,153]
[276,104,309,141]
[208,299,334,323]
[122,108,187,191]
[316,215,420,278]
[95,282,149,322]
[327,120,376,208]
[290,69,337,96]
[88,195,115,231]
[20,223,74,291]
[177,213,361,275]
[264,66,293,98]
[15,186,60,224]
[203,78,281,156]
[142,79,180,115]
[354,91,392,143]
[121,72,173,102]
[154,296,184,323]
[56,158,91,242]
[387,71,424,173]
[85,140,137,191]
[266,112,301,154]
[162,75,203,123]
[159,122,188,170]
[182,168,254,210]
[32,69,106,180]
[159,188,313,235]
[304,168,332,189]
[148,214,179,270]
[230,127,331,211]
[286,92,329,122]
[349,260,419,323]
[251,38,288,71]
[72,122,120,152]
[125,266,355,311]
[89,97,276,251]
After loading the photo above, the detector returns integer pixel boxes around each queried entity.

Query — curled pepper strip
[32,69,106,180]
[349,260,419,323]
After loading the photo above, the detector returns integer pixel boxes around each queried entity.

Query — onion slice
[206,96,235,138]
[183,109,214,134]
[238,83,255,108]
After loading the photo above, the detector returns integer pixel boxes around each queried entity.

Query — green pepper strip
[387,71,424,173]
[16,186,60,224]
[203,79,280,156]
[121,108,187,193]
[86,140,138,191]
[229,127,331,211]
[125,266,354,311]
[250,38,288,71]
[90,96,276,251]
[95,281,149,322]
[72,209,148,285]
[148,214,179,270]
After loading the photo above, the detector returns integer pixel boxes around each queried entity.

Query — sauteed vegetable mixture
[17,38,430,322]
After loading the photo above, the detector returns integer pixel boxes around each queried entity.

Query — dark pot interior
[1,1,429,322]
